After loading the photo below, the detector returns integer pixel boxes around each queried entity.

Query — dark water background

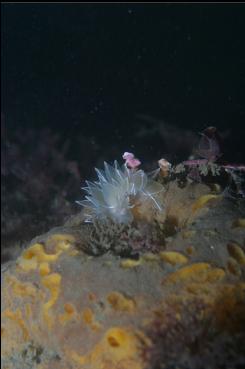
[1,3,245,260]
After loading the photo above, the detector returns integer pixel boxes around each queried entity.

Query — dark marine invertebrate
[167,127,245,199]
[142,298,245,369]
[196,126,222,162]
[79,218,164,257]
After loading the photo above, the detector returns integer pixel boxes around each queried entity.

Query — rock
[2,182,245,369]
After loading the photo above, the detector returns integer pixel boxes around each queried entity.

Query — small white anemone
[76,161,164,224]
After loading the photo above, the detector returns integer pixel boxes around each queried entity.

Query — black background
[2,3,245,162]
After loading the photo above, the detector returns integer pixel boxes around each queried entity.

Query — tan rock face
[2,182,245,369]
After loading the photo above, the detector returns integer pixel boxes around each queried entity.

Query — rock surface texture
[1,181,245,369]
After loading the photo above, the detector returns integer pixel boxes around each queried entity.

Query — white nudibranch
[76,161,164,224]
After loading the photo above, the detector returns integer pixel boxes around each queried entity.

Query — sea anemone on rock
[76,161,164,224]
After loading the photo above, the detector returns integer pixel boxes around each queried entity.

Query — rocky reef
[1,180,245,369]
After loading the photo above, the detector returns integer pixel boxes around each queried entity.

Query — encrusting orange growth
[69,327,144,369]
[107,291,136,312]
[82,307,102,331]
[42,273,61,309]
[106,327,136,349]
[88,292,97,302]
[39,262,51,276]
[192,194,220,212]
[46,233,75,252]
[59,303,77,325]
[82,307,94,325]
[227,257,241,276]
[17,234,75,273]
[18,243,61,273]
[22,243,61,262]
[64,303,75,314]
[2,309,29,341]
[41,273,62,328]
[5,275,37,298]
[162,263,225,285]
[227,242,245,265]
[141,253,159,262]
[159,251,188,265]
[120,258,142,268]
